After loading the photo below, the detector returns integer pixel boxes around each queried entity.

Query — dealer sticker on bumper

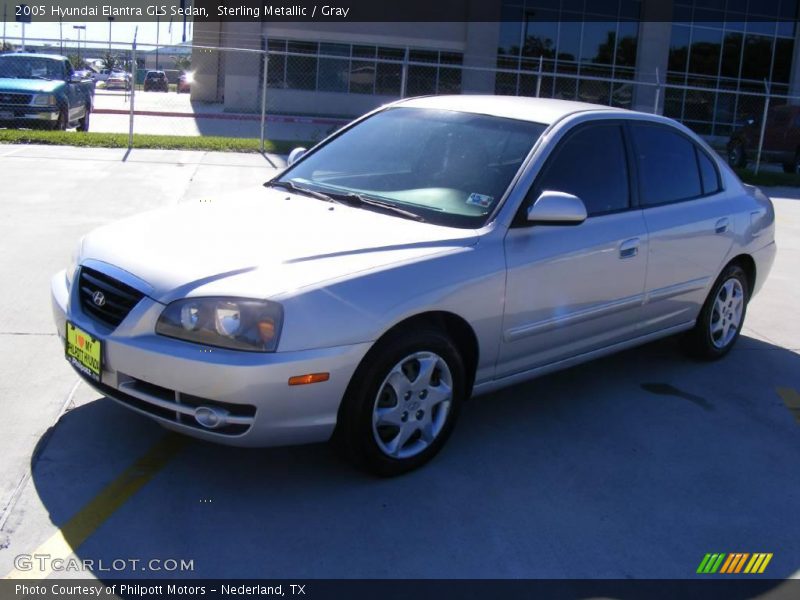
[65,321,102,382]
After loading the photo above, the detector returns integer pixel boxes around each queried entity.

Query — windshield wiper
[266,180,425,222]
[326,191,426,223]
[264,180,335,203]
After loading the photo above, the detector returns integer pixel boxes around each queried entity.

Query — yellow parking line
[3,434,186,580]
[777,388,800,424]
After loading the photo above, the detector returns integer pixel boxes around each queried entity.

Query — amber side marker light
[288,373,330,386]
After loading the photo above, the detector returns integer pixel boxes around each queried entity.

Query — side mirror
[287,147,307,165]
[527,191,587,225]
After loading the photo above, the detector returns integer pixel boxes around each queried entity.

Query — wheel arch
[353,311,480,400]
[726,253,756,295]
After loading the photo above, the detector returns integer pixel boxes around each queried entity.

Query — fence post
[400,48,408,99]
[653,67,661,115]
[755,79,770,175]
[535,56,542,98]
[260,48,268,154]
[128,32,137,151]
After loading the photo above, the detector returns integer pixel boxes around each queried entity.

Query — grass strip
[0,129,310,154]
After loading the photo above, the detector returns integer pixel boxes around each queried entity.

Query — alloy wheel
[710,278,744,349]
[371,351,453,459]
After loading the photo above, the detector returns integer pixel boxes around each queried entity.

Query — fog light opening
[194,406,229,429]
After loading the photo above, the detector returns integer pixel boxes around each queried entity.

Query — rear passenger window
[631,124,702,206]
[696,148,721,195]
[533,123,629,216]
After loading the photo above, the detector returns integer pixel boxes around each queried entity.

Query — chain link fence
[0,36,796,173]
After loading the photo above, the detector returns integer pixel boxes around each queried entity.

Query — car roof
[395,95,629,125]
[1,53,65,61]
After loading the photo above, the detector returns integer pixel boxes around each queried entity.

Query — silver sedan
[51,96,776,476]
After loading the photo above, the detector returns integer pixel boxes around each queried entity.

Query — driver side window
[529,123,630,217]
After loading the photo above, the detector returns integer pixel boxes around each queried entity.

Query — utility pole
[156,14,160,69]
[181,0,187,42]
[73,25,86,61]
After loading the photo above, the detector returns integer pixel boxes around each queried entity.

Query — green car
[0,53,94,131]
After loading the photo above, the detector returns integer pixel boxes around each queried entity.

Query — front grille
[0,93,32,105]
[78,266,145,328]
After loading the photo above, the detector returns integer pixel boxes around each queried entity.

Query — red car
[727,105,800,173]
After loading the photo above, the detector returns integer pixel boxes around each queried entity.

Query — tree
[1,41,14,53]
[68,54,87,70]
[174,55,191,72]
[100,52,117,71]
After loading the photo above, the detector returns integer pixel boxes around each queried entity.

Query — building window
[666,1,796,136]
[266,39,463,97]
[495,0,642,106]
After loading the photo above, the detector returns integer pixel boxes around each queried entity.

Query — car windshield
[278,107,547,228]
[0,56,62,80]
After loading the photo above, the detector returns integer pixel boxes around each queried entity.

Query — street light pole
[108,16,114,52]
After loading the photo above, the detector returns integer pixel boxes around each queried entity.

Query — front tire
[335,328,466,476]
[682,264,749,360]
[76,105,90,132]
[49,107,68,131]
[728,140,746,169]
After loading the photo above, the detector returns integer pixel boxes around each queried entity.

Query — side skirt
[472,321,695,398]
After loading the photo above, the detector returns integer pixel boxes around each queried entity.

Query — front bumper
[51,268,371,447]
[0,105,59,122]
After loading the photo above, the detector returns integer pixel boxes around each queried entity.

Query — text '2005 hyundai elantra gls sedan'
[52,96,776,476]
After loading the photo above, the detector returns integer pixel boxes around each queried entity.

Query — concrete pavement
[0,143,798,581]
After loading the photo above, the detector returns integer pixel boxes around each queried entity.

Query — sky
[1,18,192,50]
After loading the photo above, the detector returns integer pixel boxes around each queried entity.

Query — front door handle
[715,217,729,234]
[619,237,640,259]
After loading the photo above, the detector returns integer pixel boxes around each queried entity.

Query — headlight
[31,94,56,107]
[156,298,283,352]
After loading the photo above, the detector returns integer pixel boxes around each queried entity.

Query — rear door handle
[715,217,729,234]
[619,237,640,259]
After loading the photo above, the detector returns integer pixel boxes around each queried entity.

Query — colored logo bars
[697,553,773,574]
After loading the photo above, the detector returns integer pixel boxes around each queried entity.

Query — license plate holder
[65,321,103,382]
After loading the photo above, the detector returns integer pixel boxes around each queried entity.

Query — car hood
[80,189,480,303]
[0,78,63,94]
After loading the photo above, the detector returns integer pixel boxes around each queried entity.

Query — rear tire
[682,263,749,360]
[781,152,800,174]
[334,328,465,476]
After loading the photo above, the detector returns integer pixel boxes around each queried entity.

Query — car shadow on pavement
[24,334,800,581]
